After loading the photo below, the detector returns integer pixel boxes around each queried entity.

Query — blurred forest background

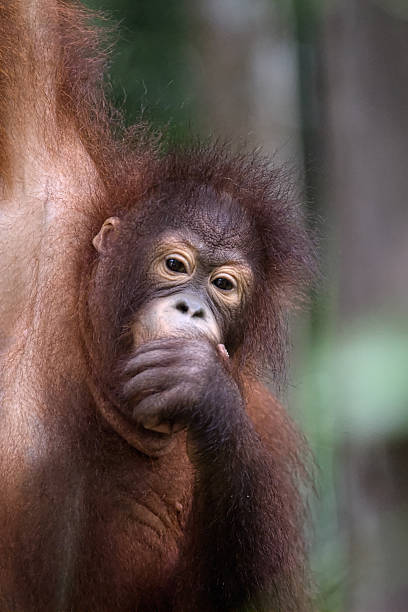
[85,1,408,610]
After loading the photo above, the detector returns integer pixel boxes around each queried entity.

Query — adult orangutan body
[0,2,313,611]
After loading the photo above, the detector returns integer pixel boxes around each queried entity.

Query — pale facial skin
[118,231,253,435]
[131,233,253,347]
[92,218,254,435]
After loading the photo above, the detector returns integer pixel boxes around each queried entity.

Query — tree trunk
[324,1,408,609]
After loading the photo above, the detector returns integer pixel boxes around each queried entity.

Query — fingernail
[217,344,229,359]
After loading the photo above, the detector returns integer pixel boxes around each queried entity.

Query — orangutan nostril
[175,301,189,314]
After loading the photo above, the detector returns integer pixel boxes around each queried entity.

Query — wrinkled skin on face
[92,195,256,440]
[115,219,252,436]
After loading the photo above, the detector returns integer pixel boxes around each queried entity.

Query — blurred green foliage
[85,0,195,141]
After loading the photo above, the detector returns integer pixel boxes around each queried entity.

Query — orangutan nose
[175,299,206,319]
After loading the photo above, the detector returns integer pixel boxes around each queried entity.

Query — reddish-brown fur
[0,2,314,611]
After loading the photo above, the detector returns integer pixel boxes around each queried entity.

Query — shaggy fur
[0,2,314,611]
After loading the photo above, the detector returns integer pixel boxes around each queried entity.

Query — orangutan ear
[92,217,121,253]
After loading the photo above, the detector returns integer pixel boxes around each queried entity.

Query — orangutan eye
[166,257,187,274]
[212,277,234,291]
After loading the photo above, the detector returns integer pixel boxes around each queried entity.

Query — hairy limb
[0,1,105,350]
[123,338,304,611]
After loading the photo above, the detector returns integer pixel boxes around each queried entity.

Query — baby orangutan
[0,2,314,611]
